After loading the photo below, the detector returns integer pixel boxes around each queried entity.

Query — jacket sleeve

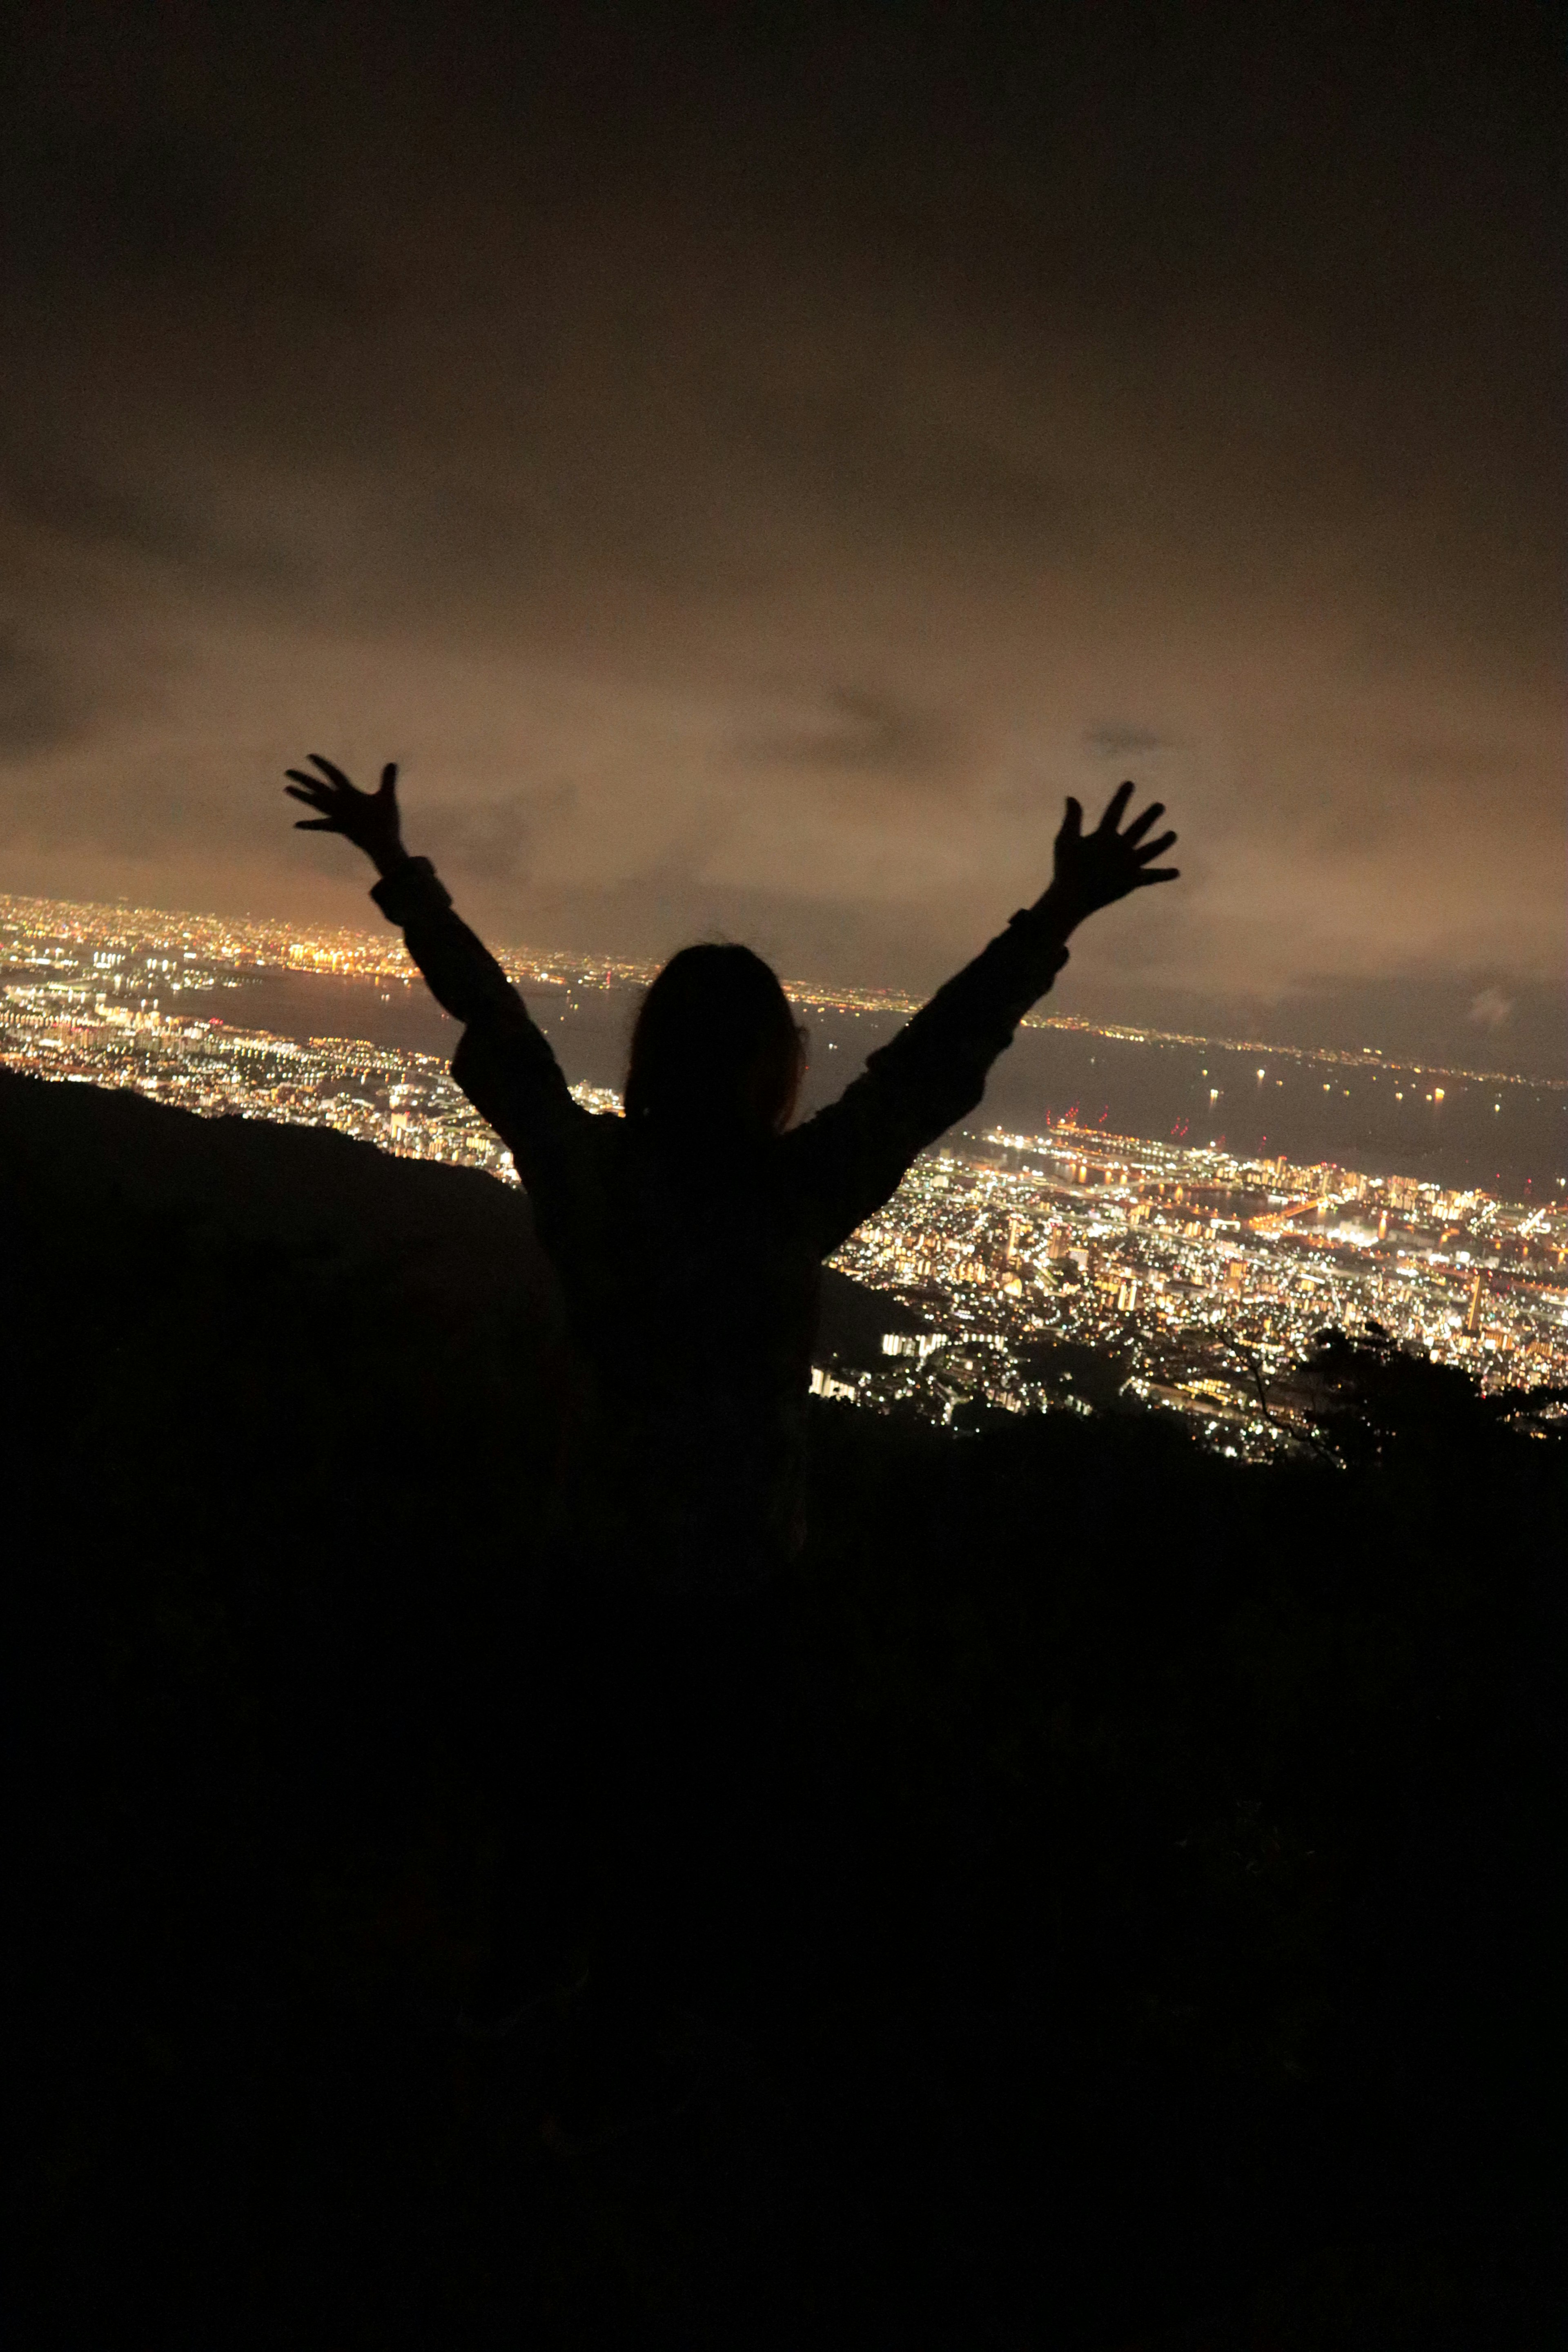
[786,906,1071,1257]
[368,856,588,1192]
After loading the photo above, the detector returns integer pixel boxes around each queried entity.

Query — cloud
[1083,725,1174,760]
[416,785,576,886]
[1469,987,1513,1031]
[0,634,91,757]
[726,372,1090,564]
[737,686,955,781]
[3,457,294,590]
[0,2,1556,1072]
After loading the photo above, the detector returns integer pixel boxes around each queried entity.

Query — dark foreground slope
[6,1070,1564,2350]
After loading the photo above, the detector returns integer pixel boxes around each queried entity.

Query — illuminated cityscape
[4,887,1564,1455]
[823,1126,1568,1448]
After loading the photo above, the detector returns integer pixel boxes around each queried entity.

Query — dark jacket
[372,858,1070,1592]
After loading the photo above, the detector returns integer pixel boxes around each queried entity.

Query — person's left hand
[1043,782,1178,926]
[284,755,407,876]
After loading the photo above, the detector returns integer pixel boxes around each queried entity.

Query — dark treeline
[8,1071,1564,2348]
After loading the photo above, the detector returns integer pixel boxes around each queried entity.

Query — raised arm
[283,755,583,1184]
[789,782,1178,1254]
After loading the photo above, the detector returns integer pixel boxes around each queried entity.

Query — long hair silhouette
[624,943,807,1136]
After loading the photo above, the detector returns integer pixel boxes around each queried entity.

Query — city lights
[4,887,1564,1459]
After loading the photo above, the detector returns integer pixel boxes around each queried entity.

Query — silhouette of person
[285,755,1176,1593]
[285,754,1177,2077]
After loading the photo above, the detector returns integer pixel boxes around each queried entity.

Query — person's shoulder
[772,1119,835,1192]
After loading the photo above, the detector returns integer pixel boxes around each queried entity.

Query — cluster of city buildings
[0,887,648,997]
[4,890,1563,1456]
[822,1126,1566,1450]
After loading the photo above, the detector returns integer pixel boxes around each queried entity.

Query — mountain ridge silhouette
[0,1064,923,1374]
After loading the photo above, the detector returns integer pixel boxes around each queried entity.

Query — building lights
[4,894,1564,1447]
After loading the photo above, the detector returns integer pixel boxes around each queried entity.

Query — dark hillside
[7,1070,1564,2348]
[0,1063,902,1367]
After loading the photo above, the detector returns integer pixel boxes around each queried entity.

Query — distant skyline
[7,879,1566,1099]
[1,1,1561,1074]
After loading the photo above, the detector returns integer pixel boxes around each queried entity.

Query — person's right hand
[284,755,407,877]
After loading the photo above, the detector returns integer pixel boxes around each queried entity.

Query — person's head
[625,943,807,1137]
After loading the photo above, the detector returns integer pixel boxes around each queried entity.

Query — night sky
[2,2,1560,1069]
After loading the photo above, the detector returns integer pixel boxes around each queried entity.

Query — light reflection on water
[176,970,1564,1202]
